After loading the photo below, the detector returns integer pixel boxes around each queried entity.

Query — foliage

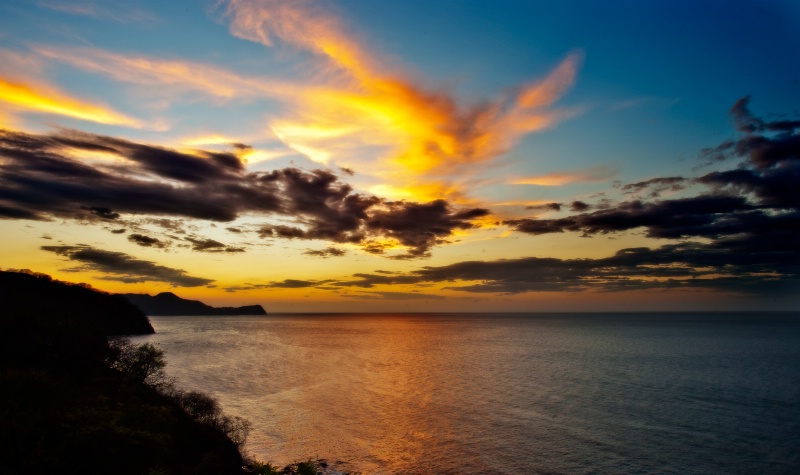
[0,270,341,475]
[170,389,252,448]
[295,460,317,475]
[108,339,173,388]
[243,459,281,475]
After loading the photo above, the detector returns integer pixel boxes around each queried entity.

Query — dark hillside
[0,271,249,475]
[1,270,153,369]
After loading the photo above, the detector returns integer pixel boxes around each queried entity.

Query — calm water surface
[138,313,800,474]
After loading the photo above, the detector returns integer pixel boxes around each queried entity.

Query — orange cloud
[0,76,144,127]
[511,166,617,186]
[222,0,582,202]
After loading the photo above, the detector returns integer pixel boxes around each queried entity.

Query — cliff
[0,270,248,475]
[1,270,154,337]
[123,292,267,316]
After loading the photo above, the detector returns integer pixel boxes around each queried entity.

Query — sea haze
[138,313,800,474]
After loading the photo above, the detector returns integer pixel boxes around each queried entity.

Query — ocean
[137,313,800,474]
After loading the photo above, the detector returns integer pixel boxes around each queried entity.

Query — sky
[1,0,798,312]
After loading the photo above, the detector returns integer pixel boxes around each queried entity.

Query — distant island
[123,292,267,316]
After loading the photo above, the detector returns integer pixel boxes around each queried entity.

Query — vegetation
[0,270,345,475]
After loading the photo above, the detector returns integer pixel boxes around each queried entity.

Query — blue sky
[1,0,798,311]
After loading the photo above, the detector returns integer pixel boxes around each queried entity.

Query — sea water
[138,313,800,474]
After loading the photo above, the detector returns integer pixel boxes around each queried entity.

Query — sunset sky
[1,0,798,312]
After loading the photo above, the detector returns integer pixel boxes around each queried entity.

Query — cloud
[36,1,159,23]
[348,291,445,300]
[40,244,213,286]
[0,127,487,258]
[506,195,756,239]
[364,200,490,258]
[489,97,799,296]
[184,236,244,253]
[303,247,346,258]
[128,233,169,248]
[570,201,590,212]
[33,45,301,101]
[525,202,562,212]
[620,176,687,197]
[221,0,582,201]
[507,97,799,243]
[0,76,144,127]
[511,166,617,186]
[331,238,797,295]
[185,237,226,252]
[82,206,120,220]
[266,279,327,289]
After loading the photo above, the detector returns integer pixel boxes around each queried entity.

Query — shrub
[108,339,173,389]
[171,389,252,448]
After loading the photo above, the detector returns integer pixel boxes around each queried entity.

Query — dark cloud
[730,96,800,135]
[303,247,346,258]
[506,195,756,239]
[222,284,268,292]
[570,201,590,212]
[267,279,327,288]
[81,206,120,220]
[703,96,800,170]
[620,177,686,197]
[226,227,242,233]
[331,237,798,295]
[278,98,796,297]
[128,233,169,248]
[525,202,561,211]
[40,245,213,287]
[231,143,252,152]
[348,291,445,300]
[0,128,486,258]
[110,228,126,234]
[330,272,424,289]
[185,237,226,251]
[184,236,245,253]
[495,97,799,297]
[508,98,798,244]
[139,218,187,233]
[365,200,490,259]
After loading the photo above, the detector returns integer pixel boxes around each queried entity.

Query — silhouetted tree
[107,339,172,388]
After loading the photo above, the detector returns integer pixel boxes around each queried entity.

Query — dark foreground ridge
[123,291,267,316]
[0,270,253,474]
[2,269,155,337]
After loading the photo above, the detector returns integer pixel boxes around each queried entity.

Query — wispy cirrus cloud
[36,1,159,23]
[221,0,582,201]
[26,0,582,205]
[32,45,303,101]
[511,166,617,186]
